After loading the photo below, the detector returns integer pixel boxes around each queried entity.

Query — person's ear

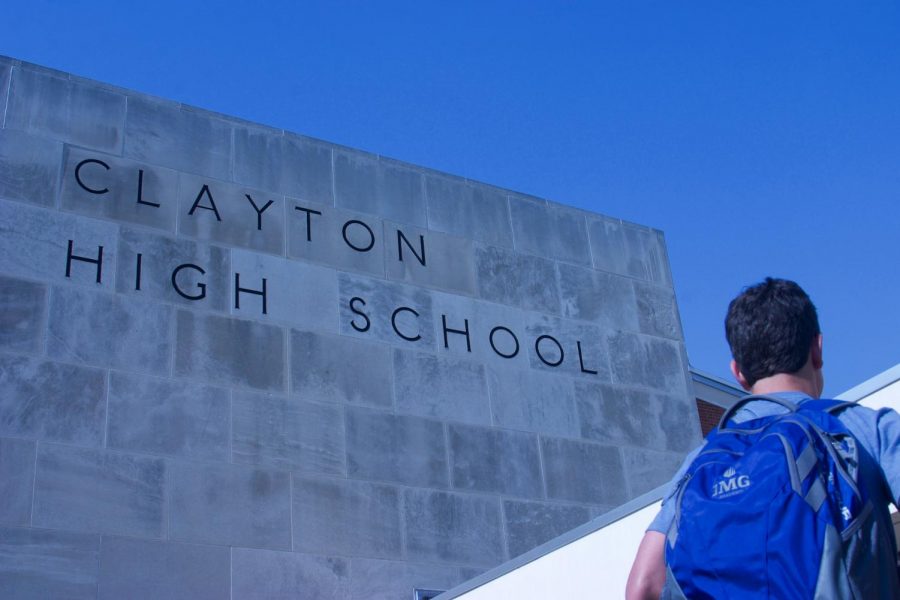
[811,334,824,370]
[730,359,752,391]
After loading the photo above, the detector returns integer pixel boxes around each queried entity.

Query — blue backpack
[662,396,878,599]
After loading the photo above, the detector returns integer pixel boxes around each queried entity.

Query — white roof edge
[689,367,744,395]
[836,363,900,402]
[434,484,668,599]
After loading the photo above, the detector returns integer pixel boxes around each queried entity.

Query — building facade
[0,56,700,599]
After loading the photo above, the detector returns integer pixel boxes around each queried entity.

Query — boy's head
[725,278,821,387]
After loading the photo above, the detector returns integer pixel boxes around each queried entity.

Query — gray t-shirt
[648,391,900,596]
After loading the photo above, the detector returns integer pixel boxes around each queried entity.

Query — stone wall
[0,55,701,599]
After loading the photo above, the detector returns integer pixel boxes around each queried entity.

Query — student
[626,278,900,599]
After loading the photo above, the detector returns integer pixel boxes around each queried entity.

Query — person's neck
[749,373,820,398]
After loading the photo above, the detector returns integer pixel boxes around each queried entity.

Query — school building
[0,55,890,600]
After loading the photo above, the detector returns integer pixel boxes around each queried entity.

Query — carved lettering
[246,194,274,231]
[136,169,160,207]
[294,205,323,241]
[74,159,109,195]
[172,263,207,301]
[189,184,222,221]
[535,334,564,367]
[397,230,425,266]
[342,220,375,253]
[65,240,103,284]
[489,326,520,359]
[442,315,471,352]
[349,296,371,332]
[391,306,421,341]
[234,273,267,314]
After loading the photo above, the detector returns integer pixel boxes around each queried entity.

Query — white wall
[445,502,660,599]
[855,378,900,412]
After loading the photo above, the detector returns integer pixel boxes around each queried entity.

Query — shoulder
[833,402,900,462]
[834,402,894,431]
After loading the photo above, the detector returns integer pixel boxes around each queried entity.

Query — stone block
[345,407,448,488]
[590,506,608,519]
[124,96,231,180]
[33,444,166,538]
[429,291,530,370]
[334,151,426,226]
[60,147,179,231]
[288,199,386,277]
[384,221,477,295]
[394,349,490,425]
[348,558,462,600]
[178,173,285,255]
[232,548,350,600]
[509,197,591,265]
[660,393,703,452]
[425,175,513,247]
[475,245,561,315]
[175,310,285,391]
[503,500,592,558]
[449,424,542,499]
[557,262,639,330]
[291,330,393,408]
[588,217,672,285]
[608,331,688,394]
[0,199,118,288]
[292,476,401,559]
[232,391,345,475]
[0,129,62,207]
[487,366,579,438]
[576,382,653,448]
[633,280,682,339]
[0,438,35,525]
[0,354,105,445]
[458,567,485,581]
[338,273,436,349]
[622,447,685,497]
[0,527,99,600]
[575,382,699,453]
[6,66,126,153]
[230,249,338,332]
[99,537,230,600]
[48,285,173,375]
[541,437,627,506]
[522,313,612,381]
[404,489,505,566]
[107,372,229,461]
[168,461,291,549]
[116,227,230,311]
[0,275,46,353]
[234,127,333,204]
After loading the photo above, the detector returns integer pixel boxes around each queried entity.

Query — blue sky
[3,1,898,395]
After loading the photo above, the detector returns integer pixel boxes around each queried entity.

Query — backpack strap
[717,396,859,430]
[717,394,800,429]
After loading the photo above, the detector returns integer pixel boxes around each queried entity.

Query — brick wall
[696,398,726,437]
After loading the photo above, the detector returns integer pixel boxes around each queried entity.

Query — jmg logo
[711,467,751,498]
